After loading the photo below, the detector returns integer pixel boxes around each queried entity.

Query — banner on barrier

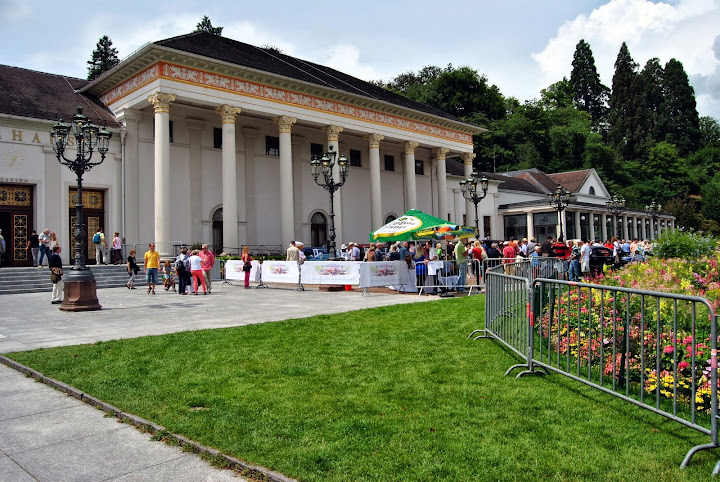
[359,261,407,288]
[261,261,300,284]
[301,261,361,285]
[225,260,261,282]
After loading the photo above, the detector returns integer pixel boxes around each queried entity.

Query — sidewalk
[0,283,433,481]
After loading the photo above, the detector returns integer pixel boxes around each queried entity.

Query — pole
[328,188,336,260]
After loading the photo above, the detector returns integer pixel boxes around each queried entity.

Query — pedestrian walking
[241,245,252,289]
[126,249,139,289]
[48,246,63,304]
[26,230,40,267]
[200,244,215,294]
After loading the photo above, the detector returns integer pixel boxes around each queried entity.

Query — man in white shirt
[580,239,591,277]
[297,241,306,263]
[38,228,51,267]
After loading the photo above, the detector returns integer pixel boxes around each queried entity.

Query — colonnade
[147,91,472,255]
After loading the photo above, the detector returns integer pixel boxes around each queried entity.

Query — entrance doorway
[0,184,33,267]
[69,188,105,265]
[212,208,223,253]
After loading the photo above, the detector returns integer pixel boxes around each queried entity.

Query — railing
[473,259,720,475]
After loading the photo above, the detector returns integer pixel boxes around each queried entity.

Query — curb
[0,355,297,482]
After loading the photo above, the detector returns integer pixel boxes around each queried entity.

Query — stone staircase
[0,265,132,295]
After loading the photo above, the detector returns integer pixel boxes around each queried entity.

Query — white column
[601,214,608,241]
[216,105,242,253]
[185,119,205,244]
[434,148,450,222]
[148,92,175,257]
[116,109,142,244]
[527,211,534,241]
[242,127,259,245]
[367,134,384,231]
[622,216,628,240]
[403,141,419,211]
[460,152,475,227]
[275,116,297,246]
[324,126,344,248]
[574,212,581,241]
[588,213,595,242]
[453,189,463,225]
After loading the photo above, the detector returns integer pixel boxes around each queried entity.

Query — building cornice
[84,45,482,144]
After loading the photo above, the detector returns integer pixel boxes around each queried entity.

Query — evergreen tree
[569,39,609,131]
[86,35,119,81]
[195,15,223,35]
[659,59,701,156]
[640,58,664,144]
[608,43,647,160]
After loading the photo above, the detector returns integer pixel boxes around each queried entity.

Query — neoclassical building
[0,32,673,266]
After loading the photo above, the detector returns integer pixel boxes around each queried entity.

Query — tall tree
[569,39,609,131]
[640,58,664,144]
[607,43,647,160]
[195,15,223,35]
[539,78,574,110]
[86,35,119,81]
[699,116,720,148]
[658,58,701,156]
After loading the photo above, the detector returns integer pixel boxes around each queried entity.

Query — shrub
[652,228,717,260]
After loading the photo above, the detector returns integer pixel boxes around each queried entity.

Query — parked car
[589,246,641,276]
[302,247,329,261]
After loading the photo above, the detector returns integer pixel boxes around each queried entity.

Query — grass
[7,297,720,481]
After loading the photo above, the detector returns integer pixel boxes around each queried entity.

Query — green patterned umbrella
[369,209,474,242]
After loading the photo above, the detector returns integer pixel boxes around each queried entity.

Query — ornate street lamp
[645,199,662,238]
[51,107,112,311]
[310,145,348,260]
[606,195,626,239]
[459,170,489,238]
[547,184,571,239]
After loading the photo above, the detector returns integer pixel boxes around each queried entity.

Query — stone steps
[0,265,133,295]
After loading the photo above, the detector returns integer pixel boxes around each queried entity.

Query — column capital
[460,152,476,165]
[274,115,297,134]
[148,92,176,114]
[432,147,450,160]
[323,125,344,142]
[403,140,419,155]
[366,133,384,149]
[216,105,242,124]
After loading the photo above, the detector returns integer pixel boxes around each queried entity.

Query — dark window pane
[350,149,361,167]
[266,136,279,156]
[384,155,394,171]
[213,128,222,149]
[415,160,424,175]
[311,143,324,158]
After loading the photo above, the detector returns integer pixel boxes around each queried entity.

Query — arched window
[311,212,327,248]
[212,208,223,253]
[589,186,596,195]
[384,214,397,225]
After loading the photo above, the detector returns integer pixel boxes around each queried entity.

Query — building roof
[548,169,592,193]
[152,32,474,126]
[0,64,118,126]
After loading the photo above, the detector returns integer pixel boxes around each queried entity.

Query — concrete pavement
[0,282,435,481]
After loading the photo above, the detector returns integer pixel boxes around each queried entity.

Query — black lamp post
[645,200,662,238]
[547,184,571,239]
[310,145,348,261]
[51,107,112,311]
[459,170,489,238]
[606,195,626,240]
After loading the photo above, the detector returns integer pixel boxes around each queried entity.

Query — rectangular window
[213,128,222,149]
[350,149,361,167]
[415,160,424,175]
[384,154,395,171]
[484,216,491,239]
[266,136,279,156]
[169,121,174,143]
[311,143,324,158]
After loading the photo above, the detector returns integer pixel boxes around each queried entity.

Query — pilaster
[217,105,242,252]
[275,116,297,246]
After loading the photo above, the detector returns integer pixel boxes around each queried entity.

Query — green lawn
[7,297,720,481]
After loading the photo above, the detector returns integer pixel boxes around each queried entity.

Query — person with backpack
[93,228,107,265]
[175,247,191,295]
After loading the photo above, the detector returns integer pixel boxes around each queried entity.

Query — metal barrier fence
[473,259,720,474]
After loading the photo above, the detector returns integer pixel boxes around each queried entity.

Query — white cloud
[317,44,379,81]
[531,0,720,117]
[0,0,31,21]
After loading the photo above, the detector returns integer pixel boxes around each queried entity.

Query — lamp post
[310,145,348,260]
[645,200,662,238]
[51,107,112,311]
[547,184,571,240]
[459,170,489,238]
[606,195,626,240]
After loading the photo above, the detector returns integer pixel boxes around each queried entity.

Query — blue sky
[1,0,718,119]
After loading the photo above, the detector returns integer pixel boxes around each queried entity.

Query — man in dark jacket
[49,246,63,304]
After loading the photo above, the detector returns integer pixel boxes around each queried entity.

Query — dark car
[589,246,635,276]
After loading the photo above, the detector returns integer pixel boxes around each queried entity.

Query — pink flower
[679,361,690,370]
[664,345,674,354]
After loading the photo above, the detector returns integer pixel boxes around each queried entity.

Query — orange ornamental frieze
[100,61,473,144]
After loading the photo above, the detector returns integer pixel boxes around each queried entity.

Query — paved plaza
[0,283,434,481]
